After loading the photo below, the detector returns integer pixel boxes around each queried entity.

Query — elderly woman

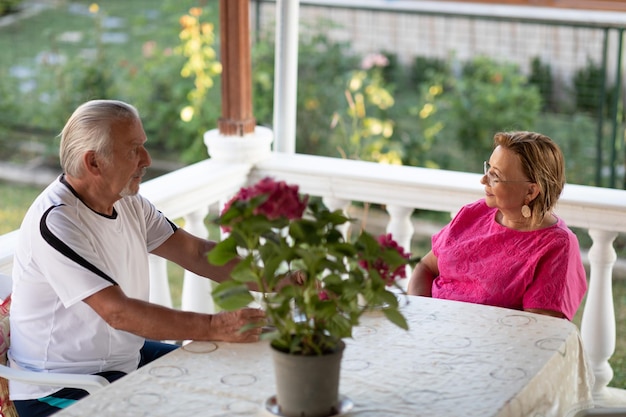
[408,131,587,320]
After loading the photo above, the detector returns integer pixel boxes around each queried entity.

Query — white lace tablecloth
[56,296,594,417]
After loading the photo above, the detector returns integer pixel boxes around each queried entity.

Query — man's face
[102,118,151,199]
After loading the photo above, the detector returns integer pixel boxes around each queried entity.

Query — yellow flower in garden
[305,98,319,110]
[429,84,443,96]
[349,71,366,91]
[189,7,202,17]
[180,106,194,122]
[382,120,393,138]
[179,15,195,29]
[367,118,383,135]
[374,151,402,165]
[354,93,366,118]
[210,62,223,74]
[419,103,434,119]
[89,3,99,13]
[201,23,213,35]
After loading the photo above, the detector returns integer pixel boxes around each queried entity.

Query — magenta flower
[358,233,410,286]
[221,177,308,232]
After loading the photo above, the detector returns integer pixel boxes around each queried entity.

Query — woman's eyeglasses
[483,161,532,187]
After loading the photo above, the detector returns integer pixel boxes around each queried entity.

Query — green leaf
[377,290,399,308]
[383,307,409,330]
[230,257,259,283]
[207,236,238,266]
[212,281,254,311]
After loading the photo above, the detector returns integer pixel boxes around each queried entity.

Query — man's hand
[208,308,266,343]
[288,270,307,285]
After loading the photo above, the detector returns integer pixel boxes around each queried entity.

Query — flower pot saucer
[263,394,354,417]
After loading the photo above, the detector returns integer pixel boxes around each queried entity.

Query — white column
[322,197,351,239]
[385,205,414,289]
[204,126,273,163]
[203,125,274,313]
[180,208,213,313]
[272,0,300,153]
[581,229,626,406]
[148,254,172,308]
[385,205,414,253]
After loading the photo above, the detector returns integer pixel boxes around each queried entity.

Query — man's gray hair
[59,100,140,177]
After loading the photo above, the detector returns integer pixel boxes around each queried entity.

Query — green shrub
[450,56,542,161]
[0,0,21,17]
[573,58,619,117]
[528,56,554,111]
[409,56,451,91]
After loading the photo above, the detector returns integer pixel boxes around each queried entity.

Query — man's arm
[83,285,264,342]
[150,228,237,283]
[151,228,303,290]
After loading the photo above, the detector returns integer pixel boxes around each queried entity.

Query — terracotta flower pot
[270,341,346,417]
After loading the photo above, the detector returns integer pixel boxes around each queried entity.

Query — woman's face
[482,145,533,212]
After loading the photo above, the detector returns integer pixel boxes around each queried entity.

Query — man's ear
[83,150,101,175]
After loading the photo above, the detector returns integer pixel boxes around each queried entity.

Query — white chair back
[0,274,11,302]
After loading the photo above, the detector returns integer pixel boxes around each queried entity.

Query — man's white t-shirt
[8,175,176,400]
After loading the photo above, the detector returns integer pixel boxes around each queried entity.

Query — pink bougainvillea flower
[358,233,410,286]
[220,177,308,232]
[250,177,308,220]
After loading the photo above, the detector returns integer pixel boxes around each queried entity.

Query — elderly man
[9,99,265,417]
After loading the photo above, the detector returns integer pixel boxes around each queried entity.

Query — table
[55,296,594,417]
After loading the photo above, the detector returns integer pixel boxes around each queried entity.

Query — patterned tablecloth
[56,296,594,417]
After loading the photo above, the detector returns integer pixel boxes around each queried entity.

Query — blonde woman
[408,131,587,320]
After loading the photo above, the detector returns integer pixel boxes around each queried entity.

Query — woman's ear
[526,182,540,203]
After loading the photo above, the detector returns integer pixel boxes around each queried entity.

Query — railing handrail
[278,0,626,28]
[139,159,252,220]
[251,152,626,232]
[3,154,625,276]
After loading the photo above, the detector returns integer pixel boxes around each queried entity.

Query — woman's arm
[407,250,439,296]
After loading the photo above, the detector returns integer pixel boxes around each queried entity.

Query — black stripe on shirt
[40,205,119,286]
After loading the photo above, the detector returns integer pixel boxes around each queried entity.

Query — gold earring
[521,204,531,218]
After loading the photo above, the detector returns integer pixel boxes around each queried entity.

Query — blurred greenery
[0,181,42,234]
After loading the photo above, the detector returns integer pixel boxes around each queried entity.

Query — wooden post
[218,0,256,136]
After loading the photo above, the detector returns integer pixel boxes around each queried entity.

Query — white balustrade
[582,229,621,405]
[385,205,414,253]
[148,255,172,309]
[322,197,351,239]
[180,208,214,313]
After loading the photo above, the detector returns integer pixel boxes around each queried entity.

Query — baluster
[581,229,624,405]
[148,254,172,308]
[385,205,414,252]
[385,205,414,289]
[322,197,351,239]
[181,207,215,314]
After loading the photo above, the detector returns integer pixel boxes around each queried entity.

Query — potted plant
[208,177,412,417]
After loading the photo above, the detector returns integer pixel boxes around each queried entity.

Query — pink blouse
[431,199,587,320]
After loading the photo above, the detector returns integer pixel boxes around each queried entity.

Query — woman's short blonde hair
[59,100,140,177]
[493,131,565,227]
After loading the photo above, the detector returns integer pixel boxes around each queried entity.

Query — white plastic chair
[0,273,109,409]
